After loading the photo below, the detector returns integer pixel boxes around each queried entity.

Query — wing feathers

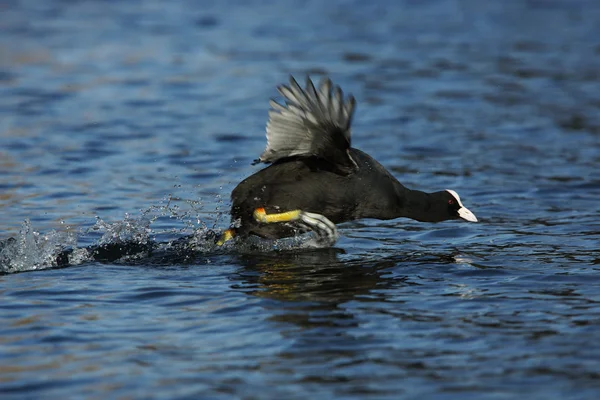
[258,75,357,174]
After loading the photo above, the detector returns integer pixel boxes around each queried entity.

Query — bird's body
[231,148,399,238]
[221,76,477,245]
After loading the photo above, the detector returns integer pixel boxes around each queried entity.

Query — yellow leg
[253,207,301,223]
[216,228,235,246]
[251,207,339,245]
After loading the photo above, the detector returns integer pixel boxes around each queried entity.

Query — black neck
[396,188,447,222]
[350,156,450,222]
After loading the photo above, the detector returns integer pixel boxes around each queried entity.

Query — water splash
[90,214,152,245]
[0,193,231,272]
[223,230,335,253]
[0,194,330,273]
[139,194,226,237]
[0,219,79,274]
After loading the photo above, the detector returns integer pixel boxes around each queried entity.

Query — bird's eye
[448,199,454,205]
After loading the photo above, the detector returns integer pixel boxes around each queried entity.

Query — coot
[218,76,477,245]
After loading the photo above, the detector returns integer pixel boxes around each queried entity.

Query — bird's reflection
[228,245,483,375]
[231,248,403,330]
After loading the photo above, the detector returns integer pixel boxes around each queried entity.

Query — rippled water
[2,0,600,398]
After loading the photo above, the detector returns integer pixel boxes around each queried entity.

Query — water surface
[1,0,600,398]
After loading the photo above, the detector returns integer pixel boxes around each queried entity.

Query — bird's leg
[216,228,236,246]
[253,208,301,223]
[253,208,338,245]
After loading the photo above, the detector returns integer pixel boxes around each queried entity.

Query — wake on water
[0,196,330,274]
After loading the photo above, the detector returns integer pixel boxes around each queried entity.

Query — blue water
[2,0,600,398]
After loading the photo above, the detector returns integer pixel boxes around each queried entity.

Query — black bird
[218,76,477,245]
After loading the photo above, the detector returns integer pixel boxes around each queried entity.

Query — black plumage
[226,76,477,241]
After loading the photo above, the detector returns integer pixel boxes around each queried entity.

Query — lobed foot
[216,228,236,246]
[253,207,338,245]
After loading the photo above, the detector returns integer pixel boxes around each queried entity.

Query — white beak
[458,206,478,222]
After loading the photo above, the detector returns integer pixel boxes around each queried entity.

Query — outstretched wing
[256,75,358,175]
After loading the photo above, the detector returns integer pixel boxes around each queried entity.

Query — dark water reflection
[228,246,600,398]
[2,0,600,398]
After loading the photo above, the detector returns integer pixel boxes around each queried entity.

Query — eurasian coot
[218,76,477,245]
